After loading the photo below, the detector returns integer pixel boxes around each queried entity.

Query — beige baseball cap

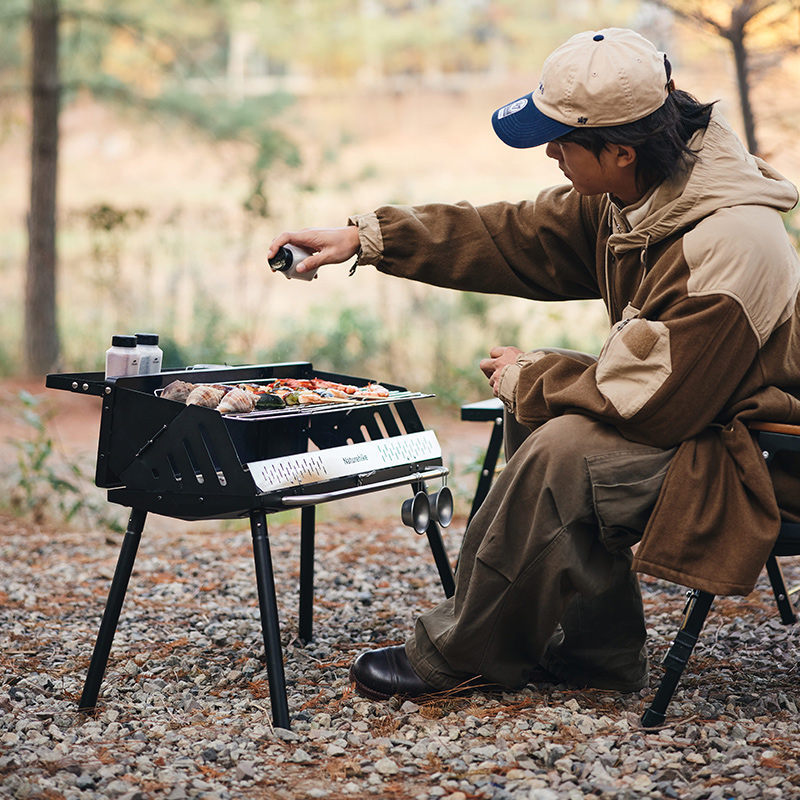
[492,28,670,149]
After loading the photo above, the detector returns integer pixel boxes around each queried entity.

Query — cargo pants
[406,411,677,692]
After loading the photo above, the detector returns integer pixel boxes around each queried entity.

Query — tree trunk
[728,20,759,154]
[25,0,61,375]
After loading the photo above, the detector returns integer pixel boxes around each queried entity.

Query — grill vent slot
[182,440,205,484]
[359,413,388,443]
[167,454,182,483]
[199,424,227,487]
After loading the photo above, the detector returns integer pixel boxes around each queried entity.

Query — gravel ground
[2,509,800,800]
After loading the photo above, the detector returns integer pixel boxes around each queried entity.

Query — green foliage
[0,2,27,76]
[458,291,492,321]
[0,0,302,217]
[429,358,493,407]
[257,298,515,406]
[155,292,234,370]
[0,341,17,378]
[263,305,388,378]
[146,89,300,208]
[188,290,236,366]
[1,390,124,530]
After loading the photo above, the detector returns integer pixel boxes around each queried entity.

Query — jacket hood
[608,109,799,254]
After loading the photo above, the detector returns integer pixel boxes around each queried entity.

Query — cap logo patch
[497,97,528,119]
[577,116,588,124]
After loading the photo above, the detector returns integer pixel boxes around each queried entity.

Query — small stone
[374,757,400,775]
[630,774,652,790]
[236,762,257,780]
[76,774,95,790]
[529,790,560,800]
[105,780,134,796]
[290,748,313,764]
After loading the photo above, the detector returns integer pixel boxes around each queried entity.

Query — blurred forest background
[2,0,800,406]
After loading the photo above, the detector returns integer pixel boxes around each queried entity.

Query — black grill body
[48,362,442,518]
[46,362,455,729]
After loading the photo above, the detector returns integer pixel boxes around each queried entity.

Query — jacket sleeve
[507,292,760,447]
[357,187,606,302]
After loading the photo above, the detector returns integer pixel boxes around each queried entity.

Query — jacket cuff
[496,363,521,412]
[496,351,548,413]
[347,212,383,265]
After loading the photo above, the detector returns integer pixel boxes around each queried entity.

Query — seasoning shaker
[268,244,319,281]
[105,335,140,378]
[135,332,163,374]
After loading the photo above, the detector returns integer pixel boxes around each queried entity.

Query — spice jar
[105,335,140,378]
[135,332,163,374]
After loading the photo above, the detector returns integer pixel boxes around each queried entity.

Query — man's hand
[267,226,361,274]
[480,345,523,395]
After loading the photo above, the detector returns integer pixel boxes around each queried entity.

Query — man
[268,28,800,700]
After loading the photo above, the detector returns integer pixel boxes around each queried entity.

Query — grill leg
[79,508,147,711]
[641,589,714,728]
[250,510,291,730]
[765,554,797,625]
[299,506,316,643]
[425,520,455,599]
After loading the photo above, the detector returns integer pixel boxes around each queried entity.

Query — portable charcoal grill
[46,361,456,729]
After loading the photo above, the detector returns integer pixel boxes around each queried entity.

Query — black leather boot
[349,645,437,701]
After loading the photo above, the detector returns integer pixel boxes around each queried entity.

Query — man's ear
[613,144,637,167]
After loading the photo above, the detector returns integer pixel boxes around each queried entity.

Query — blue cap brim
[492,95,574,149]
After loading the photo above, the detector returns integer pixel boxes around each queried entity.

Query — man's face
[545,140,616,195]
[544,140,624,197]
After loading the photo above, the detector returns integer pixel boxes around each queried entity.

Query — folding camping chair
[641,421,800,727]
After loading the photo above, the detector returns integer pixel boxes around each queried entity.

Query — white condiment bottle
[135,332,163,374]
[268,244,319,281]
[105,335,140,378]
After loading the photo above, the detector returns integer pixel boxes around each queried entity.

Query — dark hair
[554,88,716,193]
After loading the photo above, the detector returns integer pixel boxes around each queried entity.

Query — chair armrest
[749,421,800,436]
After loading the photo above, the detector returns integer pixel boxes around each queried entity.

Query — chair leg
[641,589,715,728]
[765,554,797,625]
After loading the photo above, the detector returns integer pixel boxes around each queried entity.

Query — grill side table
[460,398,505,525]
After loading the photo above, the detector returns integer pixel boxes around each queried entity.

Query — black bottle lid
[268,246,293,272]
[135,333,159,345]
[111,335,137,348]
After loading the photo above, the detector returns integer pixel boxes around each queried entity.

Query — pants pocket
[587,447,677,554]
